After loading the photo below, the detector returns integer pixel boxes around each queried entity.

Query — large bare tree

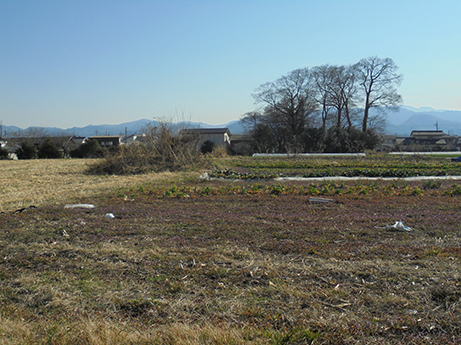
[313,64,358,130]
[354,56,403,132]
[252,68,317,151]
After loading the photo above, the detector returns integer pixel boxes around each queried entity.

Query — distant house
[71,136,87,145]
[394,130,458,151]
[123,133,148,146]
[410,130,457,149]
[181,128,231,148]
[0,139,16,159]
[51,136,79,153]
[410,130,449,141]
[88,135,123,148]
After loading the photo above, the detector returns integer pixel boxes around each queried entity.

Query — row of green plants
[118,181,461,199]
[306,167,453,178]
[235,159,459,170]
[208,168,459,179]
[225,157,461,177]
[208,169,279,180]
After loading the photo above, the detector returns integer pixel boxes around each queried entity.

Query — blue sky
[1,0,460,129]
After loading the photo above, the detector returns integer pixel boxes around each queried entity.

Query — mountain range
[384,106,461,136]
[2,106,461,138]
[1,119,246,138]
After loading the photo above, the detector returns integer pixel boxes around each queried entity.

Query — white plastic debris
[199,172,209,179]
[376,220,412,231]
[309,197,333,204]
[64,204,95,209]
[104,213,115,219]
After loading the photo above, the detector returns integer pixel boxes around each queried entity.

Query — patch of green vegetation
[444,184,461,196]
[423,180,442,189]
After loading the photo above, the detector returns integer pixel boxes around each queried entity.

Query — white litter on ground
[376,220,412,231]
[104,213,115,219]
[199,172,209,179]
[309,197,333,203]
[64,203,95,209]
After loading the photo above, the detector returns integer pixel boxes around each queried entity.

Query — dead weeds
[0,159,200,213]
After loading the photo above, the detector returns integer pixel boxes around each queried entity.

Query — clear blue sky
[1,0,460,129]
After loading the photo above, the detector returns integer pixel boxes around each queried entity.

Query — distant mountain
[385,114,461,136]
[2,106,460,139]
[400,105,446,113]
[70,119,155,137]
[222,120,245,134]
[1,118,247,138]
[384,107,461,136]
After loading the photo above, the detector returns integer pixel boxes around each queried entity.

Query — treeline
[0,137,104,160]
[241,56,402,153]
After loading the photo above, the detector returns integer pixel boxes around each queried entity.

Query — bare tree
[252,68,317,151]
[354,56,403,132]
[241,111,263,133]
[313,64,358,130]
[312,65,335,130]
[22,127,49,138]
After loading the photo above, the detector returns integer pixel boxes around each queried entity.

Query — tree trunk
[362,93,370,132]
[336,108,342,129]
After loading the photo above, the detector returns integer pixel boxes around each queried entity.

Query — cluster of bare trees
[242,56,402,153]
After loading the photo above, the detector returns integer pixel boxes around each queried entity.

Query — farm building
[393,130,459,151]
[88,135,123,148]
[180,128,232,153]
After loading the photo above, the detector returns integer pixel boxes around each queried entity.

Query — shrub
[88,121,204,175]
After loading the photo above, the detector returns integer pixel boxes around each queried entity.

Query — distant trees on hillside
[242,56,403,153]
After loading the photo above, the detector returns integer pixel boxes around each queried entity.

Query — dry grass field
[1,157,461,344]
[0,159,192,213]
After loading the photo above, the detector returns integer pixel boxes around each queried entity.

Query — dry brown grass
[0,159,197,213]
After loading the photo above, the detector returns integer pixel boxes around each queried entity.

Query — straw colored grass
[0,159,197,213]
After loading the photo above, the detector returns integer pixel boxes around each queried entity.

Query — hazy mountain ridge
[2,107,461,138]
[384,108,461,135]
[1,119,246,138]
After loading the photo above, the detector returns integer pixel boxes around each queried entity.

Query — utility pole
[435,121,439,131]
